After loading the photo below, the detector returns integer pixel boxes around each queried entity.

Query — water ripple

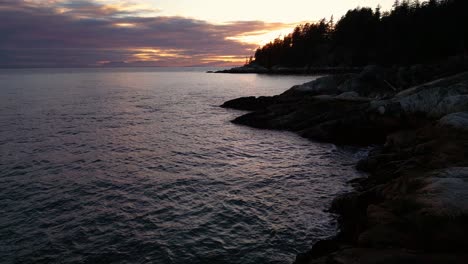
[0,69,365,264]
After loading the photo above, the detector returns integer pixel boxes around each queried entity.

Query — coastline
[211,65,362,75]
[221,65,468,263]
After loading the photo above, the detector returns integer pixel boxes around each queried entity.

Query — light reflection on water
[0,68,365,264]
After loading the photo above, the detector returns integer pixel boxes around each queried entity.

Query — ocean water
[0,68,365,264]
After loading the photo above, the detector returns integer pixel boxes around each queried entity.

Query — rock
[366,205,397,226]
[338,78,364,94]
[304,109,468,262]
[439,112,468,130]
[294,239,342,263]
[357,225,414,248]
[225,82,414,145]
[282,74,353,96]
[337,65,395,98]
[395,71,468,99]
[335,91,362,100]
[368,71,468,119]
[220,69,468,264]
[414,167,468,217]
[351,122,468,253]
[220,96,277,111]
[327,248,468,264]
[430,96,468,118]
[377,106,386,115]
[359,65,386,80]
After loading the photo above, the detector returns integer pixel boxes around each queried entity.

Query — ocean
[0,67,365,264]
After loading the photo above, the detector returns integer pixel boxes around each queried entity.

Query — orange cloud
[130,48,190,61]
[0,1,297,67]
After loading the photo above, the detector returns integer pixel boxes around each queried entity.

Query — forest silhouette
[253,0,468,68]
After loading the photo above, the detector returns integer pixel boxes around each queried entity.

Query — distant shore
[210,64,362,75]
[221,62,468,264]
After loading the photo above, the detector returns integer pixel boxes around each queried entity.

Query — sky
[0,0,396,68]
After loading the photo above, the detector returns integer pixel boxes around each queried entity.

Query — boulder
[439,112,468,130]
[337,65,395,98]
[335,91,369,101]
[282,74,353,96]
[414,167,468,217]
[430,96,468,118]
[366,72,468,119]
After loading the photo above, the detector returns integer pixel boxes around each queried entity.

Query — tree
[252,0,468,68]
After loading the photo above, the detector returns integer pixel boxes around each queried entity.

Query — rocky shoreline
[221,65,468,263]
[213,64,362,75]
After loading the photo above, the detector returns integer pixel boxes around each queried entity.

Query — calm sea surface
[0,68,365,264]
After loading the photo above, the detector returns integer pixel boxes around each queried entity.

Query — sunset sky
[0,0,396,68]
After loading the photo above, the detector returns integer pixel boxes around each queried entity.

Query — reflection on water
[0,68,365,264]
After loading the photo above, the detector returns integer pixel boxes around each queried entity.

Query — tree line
[253,0,468,68]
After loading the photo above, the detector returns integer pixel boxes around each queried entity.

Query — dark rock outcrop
[221,69,468,264]
[295,122,468,264]
[220,96,279,111]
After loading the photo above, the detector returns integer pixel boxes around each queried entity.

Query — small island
[222,0,468,263]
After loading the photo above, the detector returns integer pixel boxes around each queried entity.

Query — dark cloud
[0,0,290,67]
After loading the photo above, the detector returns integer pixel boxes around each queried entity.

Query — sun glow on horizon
[227,26,299,48]
[201,55,246,63]
[113,23,137,28]
[130,48,189,61]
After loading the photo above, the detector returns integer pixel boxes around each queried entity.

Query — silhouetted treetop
[252,0,468,68]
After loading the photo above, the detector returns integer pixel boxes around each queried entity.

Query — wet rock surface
[221,69,468,264]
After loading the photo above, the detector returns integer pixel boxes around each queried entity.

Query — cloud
[56,0,162,18]
[0,0,292,67]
